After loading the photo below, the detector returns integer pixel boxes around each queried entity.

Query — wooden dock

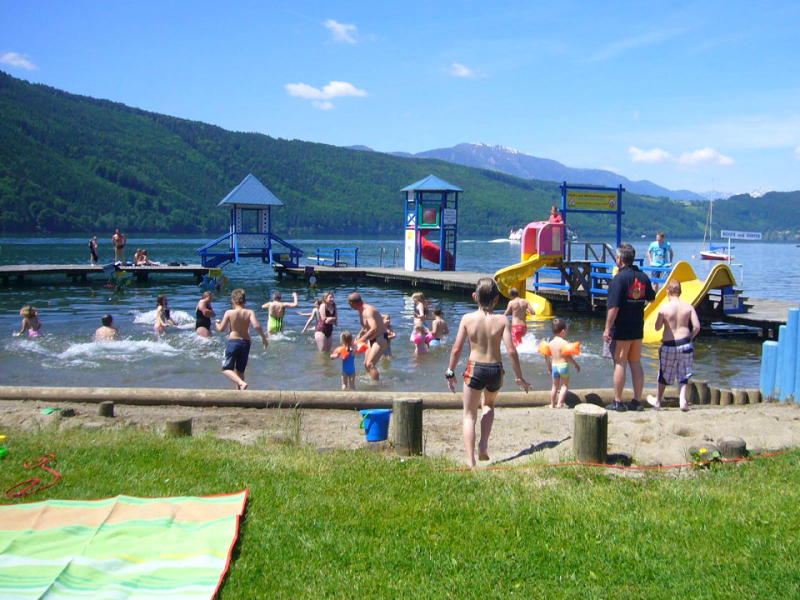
[277,265,797,337]
[0,264,210,285]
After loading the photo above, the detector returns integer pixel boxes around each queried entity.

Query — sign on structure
[720,230,762,240]
[566,190,618,211]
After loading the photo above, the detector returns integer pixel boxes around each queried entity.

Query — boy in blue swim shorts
[215,288,268,390]
[540,318,581,408]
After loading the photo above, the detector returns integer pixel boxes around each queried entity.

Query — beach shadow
[496,436,571,464]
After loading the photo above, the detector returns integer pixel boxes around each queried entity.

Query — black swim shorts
[463,361,504,392]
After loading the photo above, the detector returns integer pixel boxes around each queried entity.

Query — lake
[0,235,796,393]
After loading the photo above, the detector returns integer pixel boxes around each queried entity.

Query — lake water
[0,235,797,393]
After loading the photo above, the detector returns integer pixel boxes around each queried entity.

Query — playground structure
[402,175,459,272]
[760,307,799,402]
[198,174,303,268]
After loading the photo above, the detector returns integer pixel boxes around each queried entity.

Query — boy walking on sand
[503,287,536,347]
[540,318,581,408]
[647,279,700,411]
[447,278,531,468]
[215,288,268,390]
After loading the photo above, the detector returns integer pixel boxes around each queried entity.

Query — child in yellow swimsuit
[539,318,581,408]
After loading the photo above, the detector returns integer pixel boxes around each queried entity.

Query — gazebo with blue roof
[197,174,303,268]
[402,174,461,272]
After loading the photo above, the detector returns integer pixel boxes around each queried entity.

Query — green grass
[2,426,798,599]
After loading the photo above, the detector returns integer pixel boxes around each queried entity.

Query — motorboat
[508,228,522,242]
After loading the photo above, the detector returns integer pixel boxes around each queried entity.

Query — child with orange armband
[538,317,581,408]
[331,331,366,390]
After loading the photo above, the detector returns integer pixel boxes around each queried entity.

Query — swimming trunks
[369,332,390,347]
[512,324,527,347]
[463,361,504,392]
[222,339,251,373]
[658,337,694,385]
[28,330,41,338]
[268,315,283,335]
[552,362,569,379]
[428,338,442,347]
[196,308,212,330]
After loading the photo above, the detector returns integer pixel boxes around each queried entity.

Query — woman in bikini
[314,292,338,352]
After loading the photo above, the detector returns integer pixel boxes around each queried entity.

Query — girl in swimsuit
[195,291,215,338]
[411,292,432,330]
[14,305,42,337]
[314,292,337,352]
[155,295,176,334]
[330,330,357,390]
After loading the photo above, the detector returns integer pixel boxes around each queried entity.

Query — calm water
[0,235,797,392]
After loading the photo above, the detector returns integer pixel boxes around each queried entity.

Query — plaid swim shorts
[658,337,693,385]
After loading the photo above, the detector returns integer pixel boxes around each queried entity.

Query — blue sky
[2,0,800,194]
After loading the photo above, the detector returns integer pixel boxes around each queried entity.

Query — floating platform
[0,263,210,285]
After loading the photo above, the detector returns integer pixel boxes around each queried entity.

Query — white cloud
[629,146,734,166]
[324,19,357,44]
[448,62,475,78]
[285,81,367,109]
[0,52,37,71]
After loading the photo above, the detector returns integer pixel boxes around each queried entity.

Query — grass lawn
[1,425,798,599]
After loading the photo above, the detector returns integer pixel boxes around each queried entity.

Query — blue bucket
[359,409,392,442]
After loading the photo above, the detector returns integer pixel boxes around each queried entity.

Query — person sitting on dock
[647,279,700,411]
[446,278,531,468]
[134,249,145,265]
[112,229,127,265]
[503,287,535,347]
[261,291,299,337]
[349,292,389,381]
[215,288,268,391]
[94,314,119,341]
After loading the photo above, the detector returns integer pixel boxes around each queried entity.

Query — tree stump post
[732,389,748,405]
[98,401,115,418]
[574,404,608,464]
[709,387,721,406]
[745,389,762,404]
[688,381,699,406]
[695,380,710,405]
[393,398,423,456]
[166,418,193,437]
[717,436,747,459]
[720,389,733,406]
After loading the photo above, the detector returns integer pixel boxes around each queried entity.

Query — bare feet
[556,402,565,409]
[478,447,490,461]
[238,382,249,391]
[680,404,690,412]
[646,394,661,410]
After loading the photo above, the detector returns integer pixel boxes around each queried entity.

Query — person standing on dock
[348,292,389,381]
[446,278,531,468]
[88,236,99,264]
[503,287,535,347]
[647,231,673,292]
[647,279,700,411]
[603,243,655,412]
[112,229,127,265]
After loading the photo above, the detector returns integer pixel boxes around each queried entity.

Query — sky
[2,0,800,195]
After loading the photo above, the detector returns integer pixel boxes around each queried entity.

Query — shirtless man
[111,229,127,265]
[503,287,535,347]
[647,279,700,411]
[261,291,298,337]
[94,315,119,341]
[349,292,389,381]
[447,278,531,468]
[215,288,268,390]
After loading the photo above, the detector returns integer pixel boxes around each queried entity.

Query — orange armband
[537,341,551,356]
[562,341,581,356]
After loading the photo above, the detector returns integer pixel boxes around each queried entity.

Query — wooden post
[393,398,423,456]
[720,389,733,406]
[695,380,710,405]
[574,404,607,464]
[166,419,192,437]
[709,387,721,406]
[745,389,762,404]
[98,401,115,418]
[688,381,699,406]
[732,389,748,405]
[717,436,747,459]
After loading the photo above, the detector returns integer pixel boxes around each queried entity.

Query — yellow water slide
[494,254,556,317]
[642,260,737,343]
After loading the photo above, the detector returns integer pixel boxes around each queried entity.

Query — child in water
[410,323,432,355]
[382,314,396,357]
[14,305,42,337]
[330,330,358,390]
[429,306,450,346]
[539,318,581,408]
[411,292,432,330]
[154,295,177,334]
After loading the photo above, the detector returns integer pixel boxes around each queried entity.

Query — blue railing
[313,247,359,267]
[589,262,668,296]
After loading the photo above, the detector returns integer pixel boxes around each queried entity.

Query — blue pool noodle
[780,308,799,401]
[760,341,779,401]
[773,325,787,399]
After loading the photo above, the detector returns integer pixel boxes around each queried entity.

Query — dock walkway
[0,263,210,285]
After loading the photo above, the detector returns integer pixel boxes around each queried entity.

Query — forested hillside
[1,71,796,239]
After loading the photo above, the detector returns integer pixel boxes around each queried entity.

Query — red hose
[5,454,61,498]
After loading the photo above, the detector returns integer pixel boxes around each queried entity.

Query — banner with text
[566,190,618,211]
[720,230,762,240]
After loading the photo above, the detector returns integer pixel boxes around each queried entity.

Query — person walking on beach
[261,292,299,337]
[215,288,268,390]
[603,243,655,412]
[647,279,700,411]
[648,231,673,292]
[539,318,581,409]
[446,278,531,468]
[94,314,119,341]
[112,229,127,265]
[349,292,389,381]
[503,287,536,347]
[89,236,99,264]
